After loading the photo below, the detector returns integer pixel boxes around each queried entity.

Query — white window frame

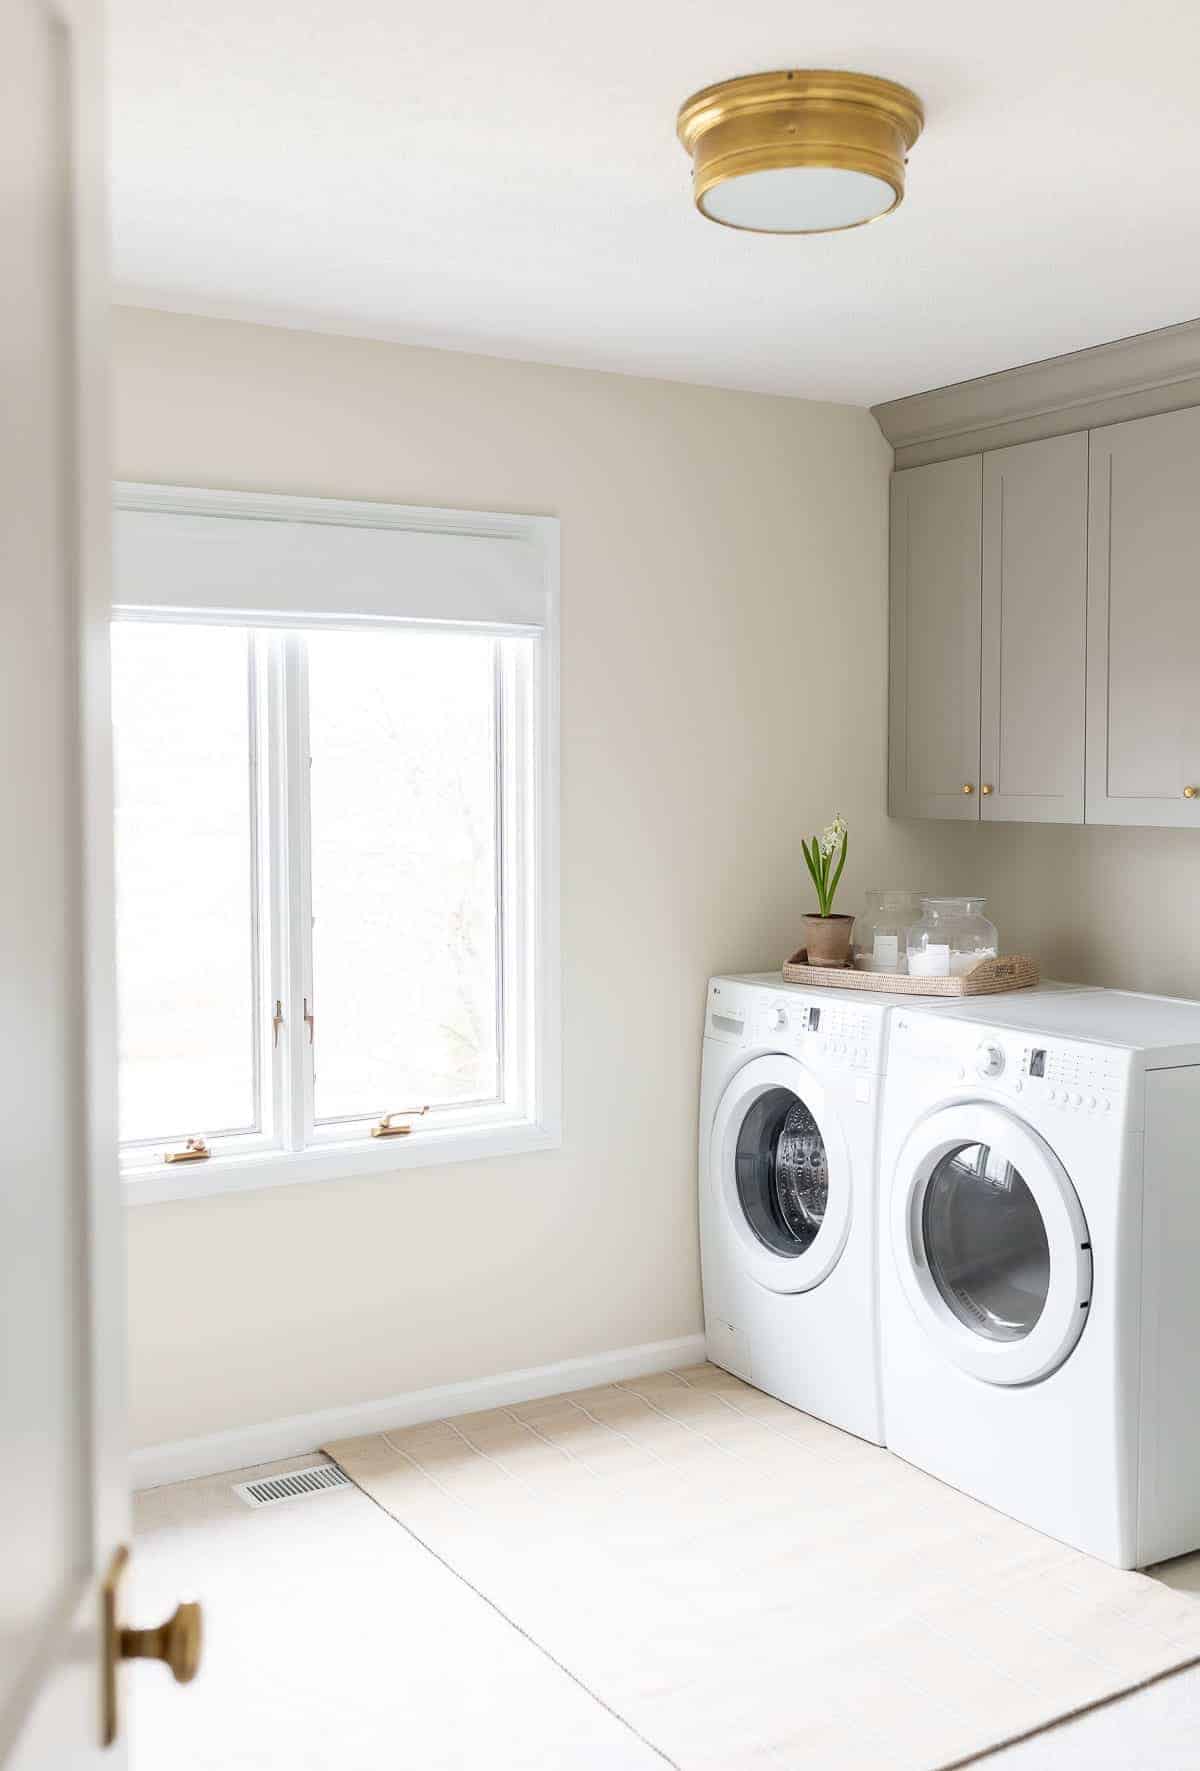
[114,483,560,1206]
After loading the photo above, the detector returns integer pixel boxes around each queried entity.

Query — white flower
[819,813,847,859]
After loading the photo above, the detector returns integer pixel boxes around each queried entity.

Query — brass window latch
[371,1106,430,1139]
[164,1136,210,1165]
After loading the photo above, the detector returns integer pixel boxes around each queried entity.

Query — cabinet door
[1087,407,1200,827]
[980,433,1087,823]
[889,456,983,819]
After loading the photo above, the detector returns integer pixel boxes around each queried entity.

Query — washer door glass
[735,1086,828,1258]
[922,1143,1050,1341]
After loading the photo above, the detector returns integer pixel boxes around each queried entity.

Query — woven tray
[781,951,1040,997]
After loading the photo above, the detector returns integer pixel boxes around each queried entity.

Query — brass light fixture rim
[676,69,925,153]
[676,68,925,236]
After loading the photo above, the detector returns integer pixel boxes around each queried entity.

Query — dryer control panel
[889,1015,1129,1117]
[1021,1042,1124,1115]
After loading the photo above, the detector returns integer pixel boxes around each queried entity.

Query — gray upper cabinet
[980,434,1088,823]
[889,456,983,820]
[1086,406,1200,826]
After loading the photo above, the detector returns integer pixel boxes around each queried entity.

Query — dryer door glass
[735,1087,828,1258]
[922,1143,1050,1340]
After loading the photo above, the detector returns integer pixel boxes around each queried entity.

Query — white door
[709,1055,853,1294]
[2,1,161,1763]
[889,1103,1092,1386]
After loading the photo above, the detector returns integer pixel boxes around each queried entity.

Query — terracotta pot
[802,913,854,968]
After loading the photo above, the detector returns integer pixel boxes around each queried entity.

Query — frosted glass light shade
[677,69,924,237]
[700,165,898,233]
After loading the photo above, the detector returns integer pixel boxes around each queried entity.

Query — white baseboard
[130,1333,707,1490]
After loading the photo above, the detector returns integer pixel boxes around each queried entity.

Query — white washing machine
[699,973,906,1445]
[879,989,1200,1568]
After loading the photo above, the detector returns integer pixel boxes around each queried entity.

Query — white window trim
[114,482,561,1207]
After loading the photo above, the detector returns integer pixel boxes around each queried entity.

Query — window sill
[122,1116,561,1207]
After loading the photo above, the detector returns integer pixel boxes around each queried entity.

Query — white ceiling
[111,0,1200,406]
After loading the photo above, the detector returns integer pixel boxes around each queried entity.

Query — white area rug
[327,1364,1200,1770]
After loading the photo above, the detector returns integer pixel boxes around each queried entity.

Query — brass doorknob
[1184,786,1198,800]
[121,1601,203,1683]
[961,783,974,794]
[981,784,994,795]
[102,1544,203,1746]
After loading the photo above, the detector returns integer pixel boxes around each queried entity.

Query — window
[305,627,502,1124]
[112,622,261,1146]
[113,485,559,1202]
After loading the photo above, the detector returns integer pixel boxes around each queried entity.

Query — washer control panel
[706,978,753,1045]
[818,1004,874,1067]
[758,999,822,1036]
[763,1001,810,1033]
[755,994,879,1070]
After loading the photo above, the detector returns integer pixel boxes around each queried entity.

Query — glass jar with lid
[907,896,999,978]
[853,889,924,974]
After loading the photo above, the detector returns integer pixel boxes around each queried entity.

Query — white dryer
[879,989,1200,1568]
[699,973,902,1445]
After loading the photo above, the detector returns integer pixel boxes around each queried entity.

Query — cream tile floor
[131,1455,665,1769]
[133,1450,1200,1770]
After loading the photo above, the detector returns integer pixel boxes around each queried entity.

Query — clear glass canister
[907,896,999,978]
[853,889,924,974]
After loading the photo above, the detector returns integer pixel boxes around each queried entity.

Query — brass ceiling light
[676,69,924,235]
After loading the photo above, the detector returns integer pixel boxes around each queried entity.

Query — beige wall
[117,309,1194,1451]
[116,306,952,1450]
[921,821,1200,1000]
[116,309,1196,1453]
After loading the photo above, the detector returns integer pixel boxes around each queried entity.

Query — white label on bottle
[872,934,900,969]
[909,945,951,977]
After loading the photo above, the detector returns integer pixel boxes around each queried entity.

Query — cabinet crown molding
[874,317,1200,469]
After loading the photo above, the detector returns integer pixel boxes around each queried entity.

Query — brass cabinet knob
[121,1601,204,1684]
[1185,786,1198,800]
[981,784,994,795]
[961,783,974,795]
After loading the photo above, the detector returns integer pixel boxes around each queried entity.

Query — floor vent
[234,1463,351,1508]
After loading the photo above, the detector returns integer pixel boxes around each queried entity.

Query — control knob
[765,1005,788,1032]
[975,1042,1005,1079]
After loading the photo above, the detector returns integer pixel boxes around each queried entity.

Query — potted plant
[801,815,852,967]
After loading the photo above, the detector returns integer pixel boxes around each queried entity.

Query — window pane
[111,623,258,1143]
[306,628,499,1121]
